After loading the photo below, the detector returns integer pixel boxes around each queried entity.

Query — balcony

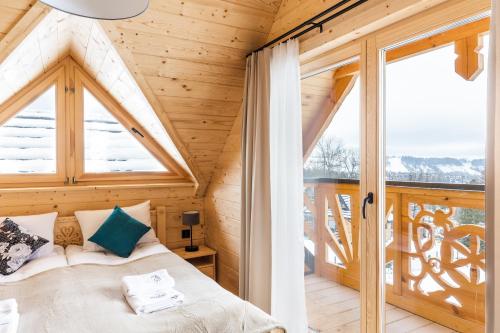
[304,179,485,333]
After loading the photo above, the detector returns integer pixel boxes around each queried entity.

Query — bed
[0,207,284,333]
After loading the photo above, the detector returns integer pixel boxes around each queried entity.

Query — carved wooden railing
[304,179,485,332]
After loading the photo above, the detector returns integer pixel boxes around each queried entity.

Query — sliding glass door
[300,2,490,332]
[375,8,489,333]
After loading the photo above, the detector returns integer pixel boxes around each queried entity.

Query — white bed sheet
[0,245,67,284]
[65,242,170,266]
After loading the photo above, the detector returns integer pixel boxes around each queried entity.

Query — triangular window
[0,86,57,174]
[0,58,189,187]
[82,88,167,173]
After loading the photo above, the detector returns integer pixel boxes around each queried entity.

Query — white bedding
[0,245,67,284]
[65,242,170,266]
[0,251,283,333]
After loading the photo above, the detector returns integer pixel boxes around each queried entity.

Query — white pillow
[65,242,168,266]
[0,212,58,259]
[75,201,157,252]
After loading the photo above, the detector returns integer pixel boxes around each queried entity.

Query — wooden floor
[305,275,456,333]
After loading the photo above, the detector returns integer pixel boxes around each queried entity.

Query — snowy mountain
[386,156,485,184]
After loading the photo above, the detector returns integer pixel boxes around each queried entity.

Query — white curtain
[487,2,500,332]
[240,39,308,333]
[269,41,308,333]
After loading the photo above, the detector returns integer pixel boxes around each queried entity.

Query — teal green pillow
[88,206,151,258]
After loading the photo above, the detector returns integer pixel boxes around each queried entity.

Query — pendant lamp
[40,0,149,20]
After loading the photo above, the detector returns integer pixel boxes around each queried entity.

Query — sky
[313,35,489,160]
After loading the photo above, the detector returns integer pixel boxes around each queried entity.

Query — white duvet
[0,250,284,333]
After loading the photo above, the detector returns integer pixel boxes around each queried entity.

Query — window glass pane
[301,63,362,333]
[83,89,167,173]
[304,77,360,179]
[0,85,56,174]
[386,37,488,185]
[382,23,488,332]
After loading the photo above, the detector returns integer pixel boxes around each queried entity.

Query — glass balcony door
[377,12,489,333]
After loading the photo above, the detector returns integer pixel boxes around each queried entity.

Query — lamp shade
[182,211,200,226]
[40,0,149,20]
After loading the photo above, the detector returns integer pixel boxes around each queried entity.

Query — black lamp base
[185,245,199,252]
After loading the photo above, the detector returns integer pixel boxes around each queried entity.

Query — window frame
[73,64,188,184]
[0,57,190,188]
[0,65,66,185]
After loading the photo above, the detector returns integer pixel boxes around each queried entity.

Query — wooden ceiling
[0,0,282,192]
[104,0,282,190]
[0,0,364,192]
[0,0,36,40]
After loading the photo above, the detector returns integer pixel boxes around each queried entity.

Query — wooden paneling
[105,0,282,191]
[205,113,242,294]
[0,9,195,183]
[0,0,36,40]
[0,185,205,250]
[0,0,283,194]
[269,0,450,62]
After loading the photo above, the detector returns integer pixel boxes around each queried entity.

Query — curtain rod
[247,0,368,57]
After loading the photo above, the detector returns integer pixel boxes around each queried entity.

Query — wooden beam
[303,71,358,159]
[387,17,489,64]
[329,17,490,81]
[0,2,50,65]
[296,0,449,61]
[455,34,484,81]
[334,62,360,79]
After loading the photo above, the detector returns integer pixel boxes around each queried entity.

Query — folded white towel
[125,288,184,315]
[0,299,18,333]
[122,269,175,297]
[0,312,18,333]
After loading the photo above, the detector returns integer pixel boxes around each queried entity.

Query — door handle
[362,192,374,219]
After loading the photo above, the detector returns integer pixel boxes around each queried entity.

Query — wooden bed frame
[53,206,167,247]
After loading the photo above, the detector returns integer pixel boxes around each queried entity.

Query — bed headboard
[54,206,168,247]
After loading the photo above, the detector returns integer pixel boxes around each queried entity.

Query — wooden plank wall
[205,114,242,295]
[0,185,205,250]
[105,0,282,189]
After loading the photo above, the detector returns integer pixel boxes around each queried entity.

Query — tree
[304,137,360,179]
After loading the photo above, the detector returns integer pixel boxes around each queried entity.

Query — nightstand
[173,245,216,280]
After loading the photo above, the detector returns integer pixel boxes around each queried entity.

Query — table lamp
[182,211,200,252]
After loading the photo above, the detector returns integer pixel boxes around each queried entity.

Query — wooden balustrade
[304,180,485,332]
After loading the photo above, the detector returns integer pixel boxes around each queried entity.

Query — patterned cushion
[0,218,49,275]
